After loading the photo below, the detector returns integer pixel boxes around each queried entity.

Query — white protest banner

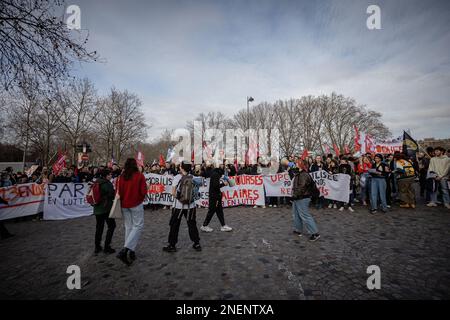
[144,173,175,206]
[262,172,292,197]
[196,175,265,207]
[372,141,403,154]
[44,183,92,220]
[0,183,45,220]
[309,171,350,203]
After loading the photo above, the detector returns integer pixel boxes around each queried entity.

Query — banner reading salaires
[196,175,265,207]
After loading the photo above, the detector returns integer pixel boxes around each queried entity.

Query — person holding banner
[394,153,417,209]
[291,163,320,242]
[93,169,116,254]
[337,158,355,212]
[200,164,232,233]
[369,154,389,214]
[116,158,147,266]
[163,162,203,253]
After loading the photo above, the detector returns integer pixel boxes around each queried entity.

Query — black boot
[104,246,116,254]
[94,245,103,254]
[116,248,131,266]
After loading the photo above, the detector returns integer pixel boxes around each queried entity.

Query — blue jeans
[431,177,450,205]
[122,204,144,251]
[292,198,318,235]
[371,178,387,211]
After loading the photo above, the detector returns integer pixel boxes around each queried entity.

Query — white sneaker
[328,203,333,209]
[200,225,213,232]
[445,204,450,209]
[268,204,273,208]
[220,225,233,232]
[253,205,257,208]
[427,202,437,207]
[273,205,277,208]
[339,207,344,212]
[333,204,338,209]
[262,205,266,209]
[348,207,354,212]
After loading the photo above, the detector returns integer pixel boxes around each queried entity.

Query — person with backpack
[90,169,116,254]
[291,162,320,242]
[163,162,203,253]
[200,163,232,233]
[116,158,147,265]
[394,153,417,209]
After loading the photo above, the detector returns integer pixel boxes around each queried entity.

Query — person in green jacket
[94,169,116,254]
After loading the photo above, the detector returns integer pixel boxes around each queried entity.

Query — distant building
[419,138,450,151]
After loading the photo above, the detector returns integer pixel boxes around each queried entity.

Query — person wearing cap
[369,153,390,214]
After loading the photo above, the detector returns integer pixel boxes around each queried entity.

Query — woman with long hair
[116,158,147,266]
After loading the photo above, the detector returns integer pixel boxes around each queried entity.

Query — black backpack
[176,175,196,205]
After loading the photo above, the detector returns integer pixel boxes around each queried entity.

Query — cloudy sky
[71,0,450,140]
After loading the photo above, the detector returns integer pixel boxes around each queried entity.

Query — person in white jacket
[427,147,450,208]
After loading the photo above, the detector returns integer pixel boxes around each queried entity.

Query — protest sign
[144,173,175,206]
[43,183,92,220]
[0,183,45,220]
[262,172,292,197]
[196,175,265,207]
[309,171,351,203]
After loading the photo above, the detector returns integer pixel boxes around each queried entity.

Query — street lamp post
[246,96,254,164]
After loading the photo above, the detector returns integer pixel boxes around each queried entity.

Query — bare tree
[56,78,97,164]
[0,0,98,90]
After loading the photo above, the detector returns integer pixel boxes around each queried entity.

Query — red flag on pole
[333,144,340,157]
[344,145,350,154]
[52,152,67,175]
[323,144,330,154]
[301,149,309,160]
[136,151,144,168]
[353,125,361,152]
[159,154,165,167]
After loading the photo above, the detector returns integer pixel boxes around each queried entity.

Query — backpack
[176,175,197,205]
[86,181,102,206]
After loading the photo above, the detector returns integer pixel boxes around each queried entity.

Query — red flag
[159,154,165,167]
[333,144,340,157]
[354,125,361,152]
[52,153,67,175]
[344,145,350,154]
[191,150,195,163]
[323,144,330,154]
[135,151,144,168]
[301,149,309,160]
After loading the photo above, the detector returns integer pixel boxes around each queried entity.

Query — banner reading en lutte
[0,183,45,220]
[263,172,350,203]
[43,183,92,220]
[144,173,174,206]
[196,175,265,207]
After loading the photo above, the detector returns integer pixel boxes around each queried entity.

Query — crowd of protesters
[1,147,450,213]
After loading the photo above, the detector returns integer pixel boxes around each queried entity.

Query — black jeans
[203,197,225,226]
[168,207,200,246]
[95,214,116,248]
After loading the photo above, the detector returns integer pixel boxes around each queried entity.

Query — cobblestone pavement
[1,202,449,300]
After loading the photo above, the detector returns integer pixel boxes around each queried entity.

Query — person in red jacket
[116,158,147,266]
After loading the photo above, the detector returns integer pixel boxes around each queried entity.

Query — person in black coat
[200,165,232,232]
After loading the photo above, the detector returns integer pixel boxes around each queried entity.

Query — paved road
[1,203,449,300]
